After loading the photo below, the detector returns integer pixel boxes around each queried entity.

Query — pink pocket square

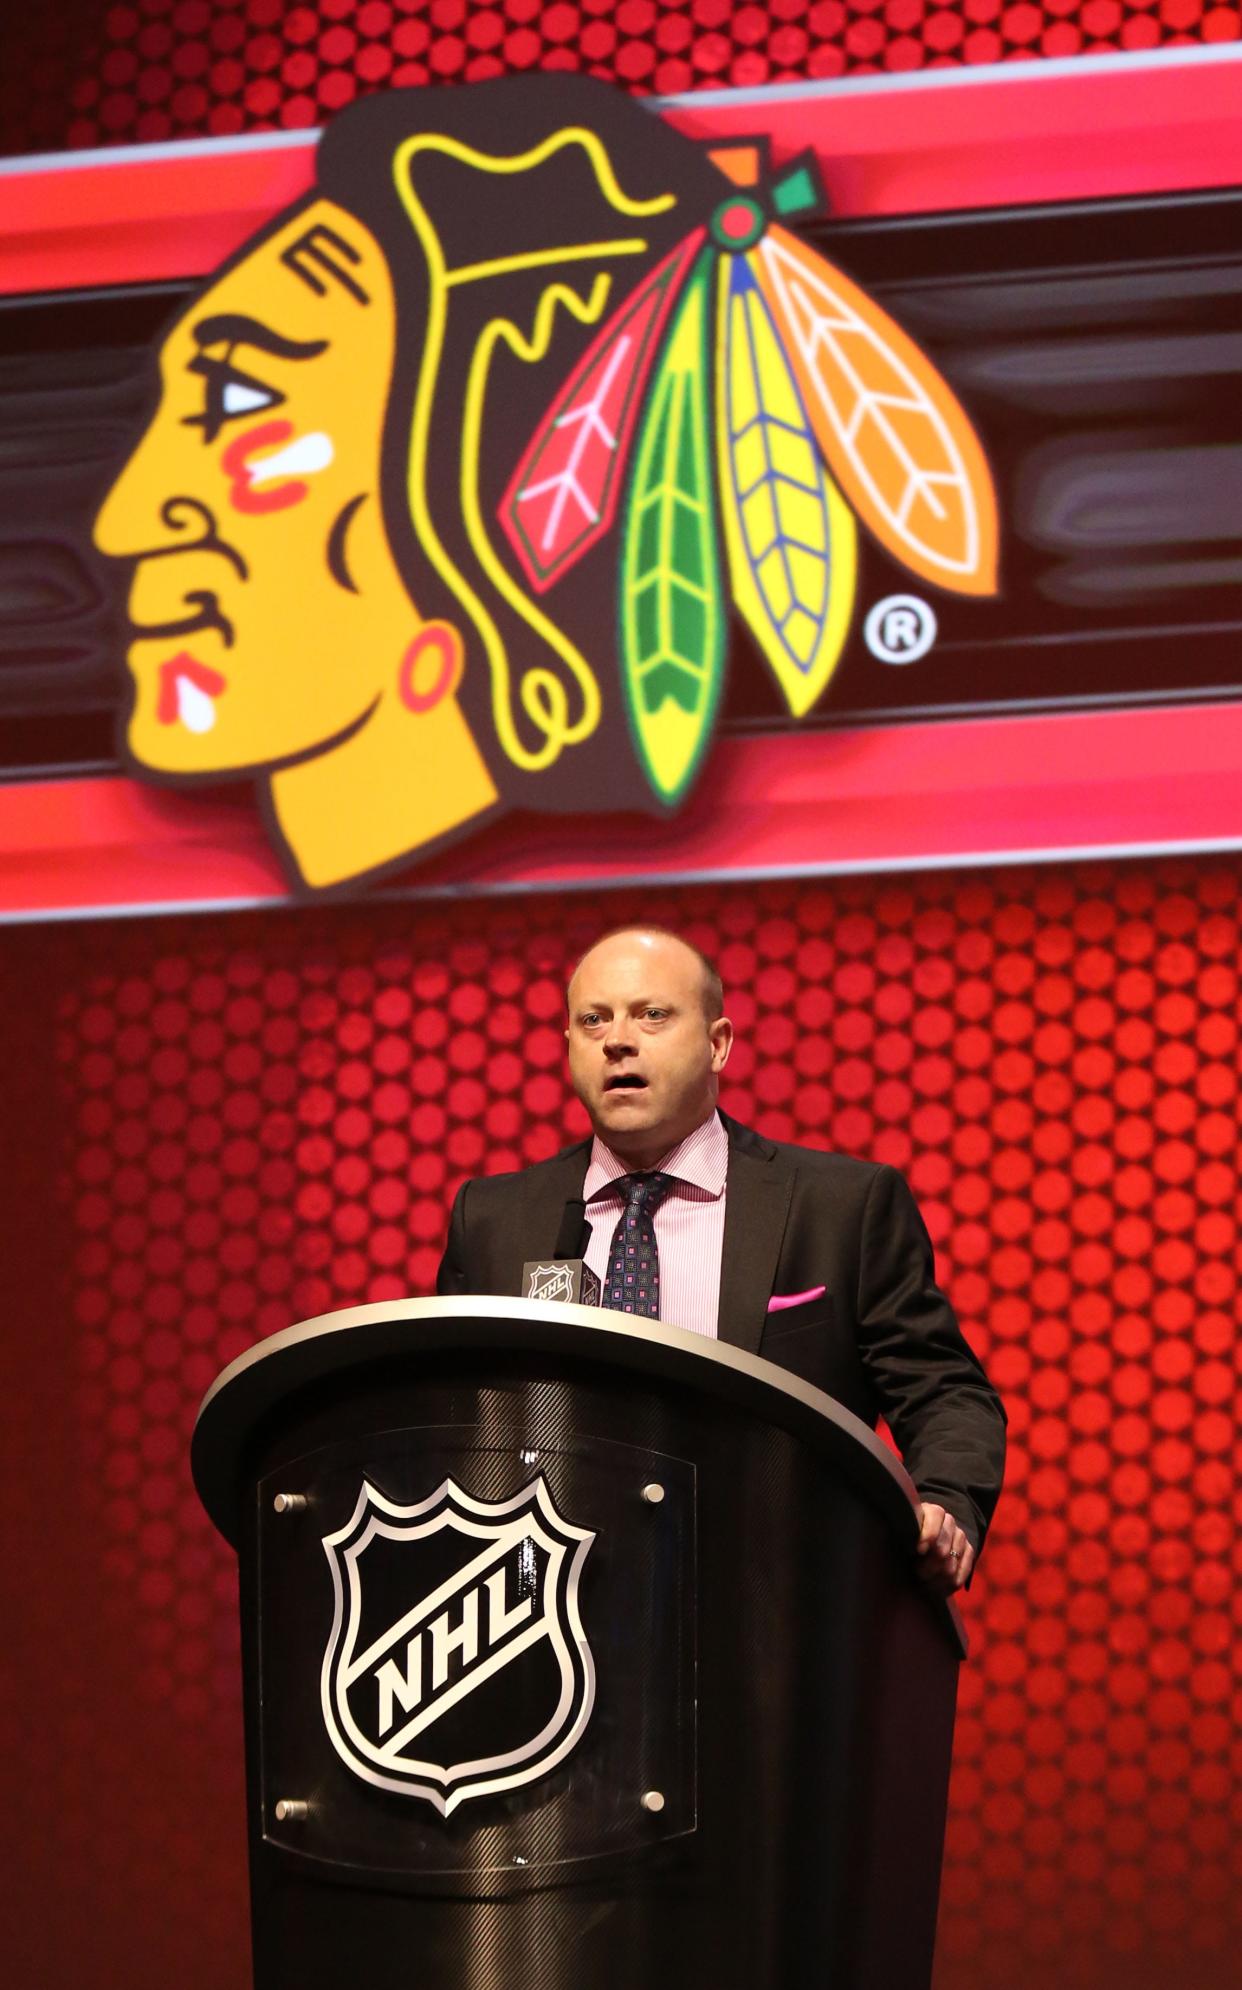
[767,1286,827,1312]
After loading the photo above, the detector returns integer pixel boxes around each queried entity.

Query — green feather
[618,254,725,804]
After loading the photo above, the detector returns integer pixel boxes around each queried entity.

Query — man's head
[566,928,732,1170]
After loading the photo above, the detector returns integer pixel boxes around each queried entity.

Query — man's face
[94,199,403,776]
[566,932,732,1165]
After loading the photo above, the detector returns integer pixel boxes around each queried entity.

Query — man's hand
[915,1503,974,1594]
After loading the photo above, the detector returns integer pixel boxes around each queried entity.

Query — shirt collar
[583,1108,728,1202]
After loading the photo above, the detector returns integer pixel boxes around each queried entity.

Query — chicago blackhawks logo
[95,75,997,895]
[320,1475,596,1814]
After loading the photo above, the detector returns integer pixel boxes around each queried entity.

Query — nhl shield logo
[524,1262,575,1304]
[320,1475,596,1814]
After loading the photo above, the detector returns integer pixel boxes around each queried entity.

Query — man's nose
[603,1021,637,1056]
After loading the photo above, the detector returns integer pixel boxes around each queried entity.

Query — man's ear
[710,1015,733,1073]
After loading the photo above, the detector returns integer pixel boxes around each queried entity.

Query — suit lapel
[717,1117,794,1355]
[516,1119,790,1351]
[514,1142,591,1272]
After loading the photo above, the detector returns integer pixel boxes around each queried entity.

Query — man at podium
[438,925,1004,1594]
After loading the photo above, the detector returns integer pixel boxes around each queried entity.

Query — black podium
[192,1297,966,1989]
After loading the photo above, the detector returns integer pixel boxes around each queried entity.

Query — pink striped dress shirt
[582,1109,729,1338]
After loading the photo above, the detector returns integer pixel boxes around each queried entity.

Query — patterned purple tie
[603,1172,674,1319]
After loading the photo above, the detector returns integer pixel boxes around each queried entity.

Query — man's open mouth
[604,1073,647,1092]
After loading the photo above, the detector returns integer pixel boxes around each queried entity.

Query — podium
[192,1297,966,1989]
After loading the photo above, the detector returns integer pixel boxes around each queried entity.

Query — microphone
[552,1197,590,1257]
[523,1198,600,1307]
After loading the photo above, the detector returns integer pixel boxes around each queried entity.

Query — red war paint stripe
[500,229,705,592]
[155,654,227,725]
[221,420,307,515]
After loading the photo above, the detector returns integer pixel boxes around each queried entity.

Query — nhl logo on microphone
[320,1476,596,1814]
[522,1259,602,1306]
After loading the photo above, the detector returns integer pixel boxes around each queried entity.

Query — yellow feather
[715,257,855,719]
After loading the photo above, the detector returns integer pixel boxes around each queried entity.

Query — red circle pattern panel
[0,0,1236,155]
[45,859,1242,1989]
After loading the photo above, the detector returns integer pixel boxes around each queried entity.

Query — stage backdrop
[6,859,1240,1990]
[2,8,1240,1990]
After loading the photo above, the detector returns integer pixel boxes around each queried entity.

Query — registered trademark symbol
[864,595,938,665]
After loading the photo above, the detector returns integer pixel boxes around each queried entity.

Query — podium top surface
[192,1296,965,1651]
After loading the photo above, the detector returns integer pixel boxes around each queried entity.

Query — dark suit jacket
[437,1112,1006,1553]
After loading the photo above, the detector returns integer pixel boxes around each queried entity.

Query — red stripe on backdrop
[3,700,1242,919]
[660,47,1242,219]
[2,49,1242,296]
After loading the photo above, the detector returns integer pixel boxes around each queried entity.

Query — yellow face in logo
[95,197,497,888]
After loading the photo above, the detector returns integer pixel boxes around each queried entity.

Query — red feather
[501,231,703,592]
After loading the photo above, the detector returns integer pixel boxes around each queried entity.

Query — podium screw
[640,1790,666,1814]
[641,1483,665,1504]
[273,1493,308,1514]
[274,1799,308,1822]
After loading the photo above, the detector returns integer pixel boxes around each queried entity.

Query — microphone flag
[521,1260,602,1307]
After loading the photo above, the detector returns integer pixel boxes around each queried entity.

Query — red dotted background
[2,860,1236,1988]
[0,0,1236,155]
[1,8,1241,1987]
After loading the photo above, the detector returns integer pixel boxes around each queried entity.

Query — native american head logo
[320,1475,596,1814]
[94,76,997,895]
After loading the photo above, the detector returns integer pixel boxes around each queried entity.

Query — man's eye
[183,349,284,444]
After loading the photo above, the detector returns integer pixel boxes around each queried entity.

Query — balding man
[437,927,1005,1591]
